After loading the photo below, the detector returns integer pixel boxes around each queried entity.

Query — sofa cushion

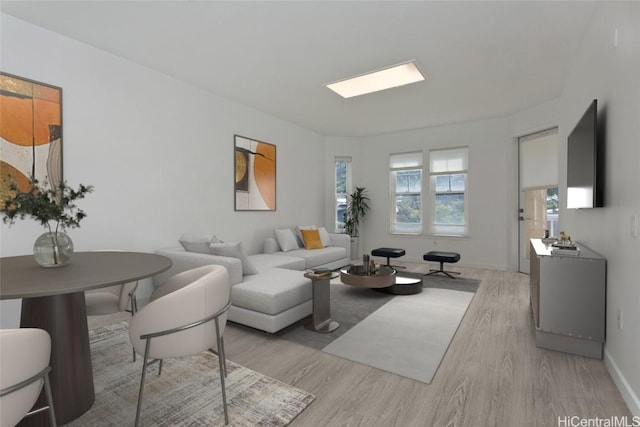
[285,246,347,269]
[318,227,332,247]
[249,253,306,270]
[210,241,258,275]
[229,302,312,334]
[154,247,244,287]
[231,268,311,315]
[263,237,280,254]
[300,229,323,249]
[178,233,220,253]
[274,228,299,252]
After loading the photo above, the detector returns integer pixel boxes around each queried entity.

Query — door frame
[517,127,559,274]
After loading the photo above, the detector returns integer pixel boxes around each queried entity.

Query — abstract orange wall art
[234,135,276,211]
[0,72,62,207]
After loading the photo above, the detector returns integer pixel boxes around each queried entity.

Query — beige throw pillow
[274,228,299,252]
[178,233,221,253]
[317,227,332,247]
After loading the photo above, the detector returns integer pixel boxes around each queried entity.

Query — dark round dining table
[0,251,172,426]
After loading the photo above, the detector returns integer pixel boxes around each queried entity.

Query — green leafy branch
[344,186,370,238]
[1,177,94,234]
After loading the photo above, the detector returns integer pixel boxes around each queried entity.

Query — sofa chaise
[153,228,350,333]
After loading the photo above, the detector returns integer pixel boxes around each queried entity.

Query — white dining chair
[86,249,140,317]
[85,250,140,361]
[129,265,231,426]
[85,281,139,316]
[0,328,57,427]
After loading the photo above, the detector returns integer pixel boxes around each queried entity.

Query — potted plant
[343,186,370,259]
[1,177,93,267]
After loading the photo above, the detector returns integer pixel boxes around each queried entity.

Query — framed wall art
[234,135,276,211]
[0,72,63,206]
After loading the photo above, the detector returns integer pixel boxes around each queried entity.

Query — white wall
[0,14,325,322]
[359,118,511,271]
[557,2,640,415]
[327,100,564,273]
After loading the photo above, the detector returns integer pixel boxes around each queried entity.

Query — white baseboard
[604,349,640,416]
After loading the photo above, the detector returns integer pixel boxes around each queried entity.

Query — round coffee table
[340,265,396,288]
[375,275,423,295]
[339,266,422,295]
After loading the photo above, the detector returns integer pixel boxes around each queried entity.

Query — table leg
[304,277,339,333]
[18,292,95,426]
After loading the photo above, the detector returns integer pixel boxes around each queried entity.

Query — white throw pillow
[209,241,258,275]
[263,237,280,254]
[178,233,221,253]
[317,227,332,247]
[274,228,299,252]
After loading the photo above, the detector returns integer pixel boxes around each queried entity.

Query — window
[335,157,352,232]
[429,147,468,236]
[390,152,423,234]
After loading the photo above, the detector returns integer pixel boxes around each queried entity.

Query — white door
[518,128,559,273]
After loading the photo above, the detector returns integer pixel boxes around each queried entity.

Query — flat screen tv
[567,99,603,209]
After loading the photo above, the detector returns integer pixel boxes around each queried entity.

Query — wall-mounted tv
[567,99,604,209]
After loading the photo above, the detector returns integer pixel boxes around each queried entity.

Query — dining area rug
[67,321,314,426]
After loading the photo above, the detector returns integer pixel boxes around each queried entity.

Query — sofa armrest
[154,247,243,287]
[329,233,350,259]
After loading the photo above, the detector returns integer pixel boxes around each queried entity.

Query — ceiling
[1,1,597,137]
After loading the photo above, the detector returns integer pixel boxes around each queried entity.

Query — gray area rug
[276,281,395,349]
[276,273,479,383]
[276,274,479,349]
[68,321,315,426]
[324,287,475,383]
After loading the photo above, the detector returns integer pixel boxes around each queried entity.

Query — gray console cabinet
[529,238,606,359]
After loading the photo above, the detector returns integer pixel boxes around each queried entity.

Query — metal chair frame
[128,281,139,362]
[134,300,232,426]
[425,261,461,279]
[0,366,57,427]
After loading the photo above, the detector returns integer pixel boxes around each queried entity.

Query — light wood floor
[90,263,631,426]
[226,263,631,427]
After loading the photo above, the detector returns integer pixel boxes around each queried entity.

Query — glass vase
[33,231,74,267]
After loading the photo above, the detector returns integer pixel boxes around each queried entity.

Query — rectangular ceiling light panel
[326,61,425,99]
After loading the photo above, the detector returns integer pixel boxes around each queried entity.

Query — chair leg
[215,319,229,425]
[43,372,58,427]
[130,292,138,362]
[382,256,405,269]
[209,337,227,377]
[427,270,459,279]
[220,336,227,378]
[135,339,152,427]
[424,261,461,279]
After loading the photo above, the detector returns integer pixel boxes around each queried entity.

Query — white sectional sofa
[153,229,350,333]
